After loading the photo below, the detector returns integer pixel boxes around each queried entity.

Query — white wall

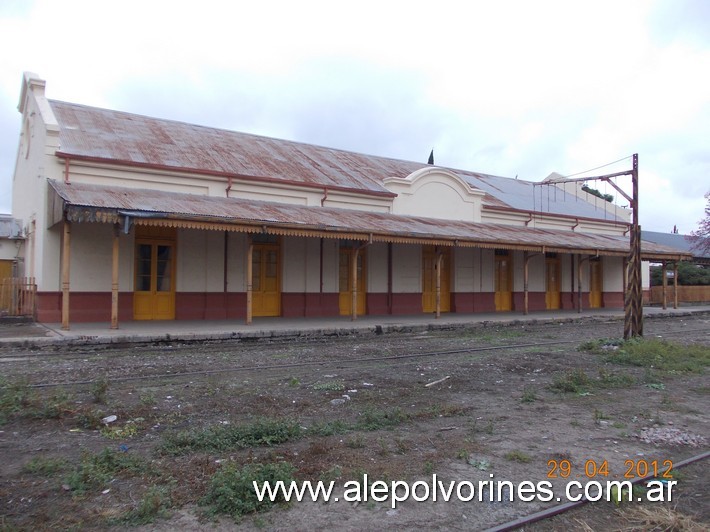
[392,244,421,292]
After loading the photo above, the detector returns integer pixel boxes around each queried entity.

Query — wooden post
[673,262,678,309]
[435,249,443,319]
[111,224,120,329]
[624,154,643,339]
[351,247,359,321]
[246,238,253,325]
[661,261,667,310]
[523,251,529,315]
[61,220,71,330]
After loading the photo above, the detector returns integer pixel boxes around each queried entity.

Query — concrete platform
[1,306,708,347]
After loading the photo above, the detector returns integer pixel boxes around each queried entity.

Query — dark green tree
[650,261,710,286]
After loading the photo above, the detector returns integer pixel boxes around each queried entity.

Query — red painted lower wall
[34,289,627,323]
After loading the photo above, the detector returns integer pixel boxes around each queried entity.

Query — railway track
[2,320,707,390]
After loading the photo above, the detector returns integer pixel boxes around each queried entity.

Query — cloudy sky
[1,0,708,233]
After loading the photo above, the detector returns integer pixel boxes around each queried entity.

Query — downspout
[226,176,233,197]
[321,187,329,206]
[64,158,70,184]
[524,213,533,227]
[571,218,579,231]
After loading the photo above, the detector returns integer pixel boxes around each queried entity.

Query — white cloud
[0,0,707,234]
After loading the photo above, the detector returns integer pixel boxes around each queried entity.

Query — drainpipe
[64,158,70,184]
[321,187,329,206]
[226,176,233,197]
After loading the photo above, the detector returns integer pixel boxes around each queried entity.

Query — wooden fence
[0,277,37,318]
[647,285,710,305]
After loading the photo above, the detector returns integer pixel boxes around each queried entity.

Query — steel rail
[485,450,710,532]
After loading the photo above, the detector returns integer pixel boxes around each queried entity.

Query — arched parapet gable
[383,167,485,222]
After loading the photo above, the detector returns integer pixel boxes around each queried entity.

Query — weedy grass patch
[64,448,149,494]
[202,462,296,518]
[580,338,709,373]
[159,418,303,456]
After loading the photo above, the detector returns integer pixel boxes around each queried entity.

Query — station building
[10,72,688,328]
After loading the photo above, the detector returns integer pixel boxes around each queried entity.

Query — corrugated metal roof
[49,100,625,221]
[642,230,707,257]
[48,180,688,260]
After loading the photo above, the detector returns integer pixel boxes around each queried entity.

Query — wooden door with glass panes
[589,258,603,308]
[134,227,176,320]
[545,256,561,310]
[422,246,450,313]
[252,243,281,317]
[494,252,513,311]
[339,247,366,316]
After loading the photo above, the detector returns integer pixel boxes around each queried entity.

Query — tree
[688,191,710,255]
[650,261,710,286]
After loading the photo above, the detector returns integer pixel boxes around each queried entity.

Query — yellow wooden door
[422,247,450,313]
[589,259,603,308]
[0,260,12,281]
[134,241,175,320]
[339,248,366,316]
[252,244,281,317]
[545,257,561,310]
[495,254,513,311]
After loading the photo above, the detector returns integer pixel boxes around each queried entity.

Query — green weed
[504,450,532,463]
[22,456,69,476]
[159,418,302,456]
[202,462,296,518]
[64,448,147,494]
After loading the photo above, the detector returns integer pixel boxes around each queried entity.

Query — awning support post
[661,260,667,310]
[673,262,678,309]
[246,237,253,325]
[435,248,443,319]
[111,223,120,329]
[61,219,71,330]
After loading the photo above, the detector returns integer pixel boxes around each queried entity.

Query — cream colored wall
[282,237,306,292]
[602,256,623,291]
[385,169,484,222]
[453,247,476,292]
[226,233,247,292]
[559,254,573,294]
[12,74,64,291]
[392,244,420,292]
[366,243,387,292]
[177,229,224,292]
[67,223,132,292]
[321,239,339,293]
[0,240,21,261]
[479,249,495,292]
[527,254,545,291]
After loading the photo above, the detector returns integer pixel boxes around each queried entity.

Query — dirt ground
[0,314,708,531]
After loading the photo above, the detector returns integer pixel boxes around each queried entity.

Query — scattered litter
[102,489,111,495]
[330,398,346,406]
[438,426,457,432]
[342,394,351,401]
[62,484,71,491]
[363,382,374,387]
[348,389,358,393]
[386,509,399,517]
[69,428,82,433]
[101,415,117,425]
[219,421,230,425]
[324,375,337,378]
[425,376,450,388]
[118,444,129,452]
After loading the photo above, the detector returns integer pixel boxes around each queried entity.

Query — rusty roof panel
[49,100,622,220]
[49,180,688,260]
